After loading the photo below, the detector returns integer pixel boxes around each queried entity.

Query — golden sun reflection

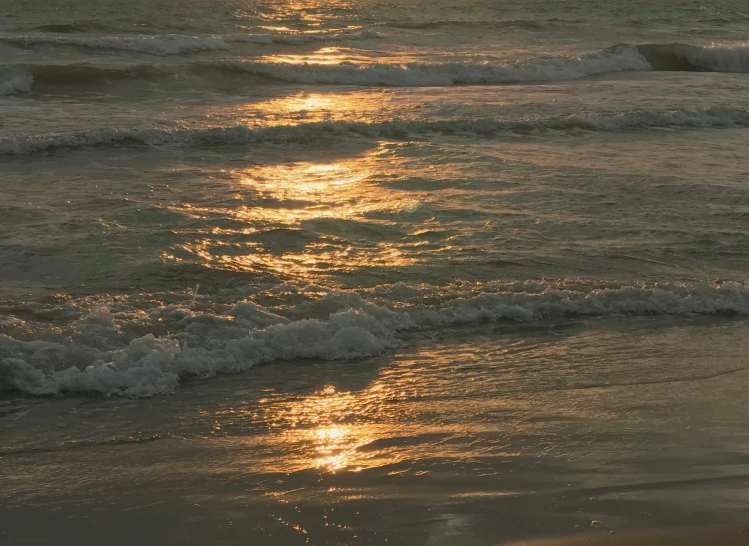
[259,384,395,473]
[169,152,420,278]
[278,93,339,114]
[242,161,370,199]
[261,47,372,66]
[230,85,396,127]
[310,424,362,472]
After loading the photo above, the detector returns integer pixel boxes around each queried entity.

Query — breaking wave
[5,42,748,96]
[2,106,748,156]
[635,42,749,73]
[0,67,33,95]
[218,45,650,85]
[1,281,748,397]
[0,45,649,96]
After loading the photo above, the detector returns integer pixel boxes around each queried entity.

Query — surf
[2,280,748,397]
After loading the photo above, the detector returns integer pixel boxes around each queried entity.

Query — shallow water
[3,318,749,544]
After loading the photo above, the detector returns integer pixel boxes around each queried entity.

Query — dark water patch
[636,43,714,72]
[635,42,749,73]
[32,22,119,34]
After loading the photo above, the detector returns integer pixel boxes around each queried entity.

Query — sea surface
[1,1,749,544]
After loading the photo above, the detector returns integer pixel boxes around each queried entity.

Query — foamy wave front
[0,67,34,95]
[1,281,748,397]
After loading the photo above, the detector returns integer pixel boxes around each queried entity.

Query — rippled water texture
[1,0,749,396]
[2,0,749,544]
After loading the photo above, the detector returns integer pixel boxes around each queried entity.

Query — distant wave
[379,19,546,31]
[0,45,649,94]
[2,281,748,397]
[0,30,379,56]
[8,63,168,88]
[2,106,748,156]
[218,46,650,85]
[31,22,123,34]
[3,43,747,97]
[1,33,232,56]
[636,42,749,73]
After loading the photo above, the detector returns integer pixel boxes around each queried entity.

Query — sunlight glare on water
[170,151,422,278]
[3,0,749,543]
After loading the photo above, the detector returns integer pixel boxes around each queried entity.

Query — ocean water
[2,2,749,543]
[2,0,749,397]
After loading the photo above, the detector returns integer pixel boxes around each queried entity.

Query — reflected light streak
[169,152,420,278]
[263,384,389,473]
[260,47,372,66]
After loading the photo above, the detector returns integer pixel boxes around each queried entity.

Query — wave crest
[8,42,747,95]
[0,30,379,56]
[381,19,546,31]
[636,42,749,73]
[2,281,748,397]
[0,67,33,96]
[2,107,748,156]
[218,46,649,86]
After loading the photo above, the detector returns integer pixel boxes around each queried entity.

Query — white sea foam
[2,106,748,156]
[0,67,33,95]
[1,281,748,397]
[689,42,749,72]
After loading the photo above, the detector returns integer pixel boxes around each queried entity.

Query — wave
[0,45,649,95]
[4,63,168,88]
[221,43,747,87]
[2,106,748,156]
[1,33,233,56]
[0,67,33,96]
[635,42,749,73]
[5,42,747,96]
[1,281,748,397]
[0,30,379,56]
[379,19,546,31]
[218,45,650,85]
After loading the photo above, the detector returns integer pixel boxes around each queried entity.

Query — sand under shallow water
[2,318,748,545]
